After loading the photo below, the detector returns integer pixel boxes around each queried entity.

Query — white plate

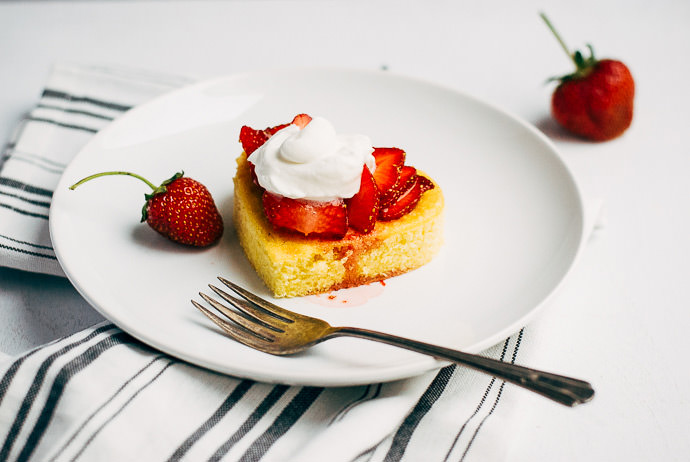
[50,68,585,386]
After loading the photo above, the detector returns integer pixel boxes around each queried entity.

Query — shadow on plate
[534,116,592,144]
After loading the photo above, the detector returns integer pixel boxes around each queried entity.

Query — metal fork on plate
[192,277,594,407]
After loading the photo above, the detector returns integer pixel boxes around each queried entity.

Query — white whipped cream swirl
[246,117,375,201]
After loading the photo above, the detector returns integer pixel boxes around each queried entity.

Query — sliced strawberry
[264,123,290,136]
[378,175,423,221]
[381,165,416,204]
[247,161,261,188]
[262,192,348,239]
[372,147,405,198]
[240,114,312,154]
[345,166,379,234]
[239,125,269,155]
[291,113,312,128]
[398,165,417,187]
[417,174,435,193]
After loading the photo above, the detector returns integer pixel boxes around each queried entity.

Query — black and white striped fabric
[0,63,531,461]
[0,322,528,462]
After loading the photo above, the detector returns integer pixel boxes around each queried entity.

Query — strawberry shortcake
[233,114,443,298]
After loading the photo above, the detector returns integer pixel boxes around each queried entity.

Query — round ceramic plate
[50,68,585,386]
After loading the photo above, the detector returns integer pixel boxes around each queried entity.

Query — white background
[1,1,689,460]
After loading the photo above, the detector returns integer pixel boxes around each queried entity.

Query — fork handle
[333,327,594,407]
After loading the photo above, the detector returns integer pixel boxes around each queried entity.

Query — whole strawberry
[541,13,635,141]
[70,171,224,247]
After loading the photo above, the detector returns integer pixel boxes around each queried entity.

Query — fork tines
[192,278,294,346]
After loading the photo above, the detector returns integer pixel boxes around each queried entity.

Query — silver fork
[192,277,595,407]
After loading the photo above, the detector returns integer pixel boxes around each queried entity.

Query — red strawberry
[241,114,313,186]
[240,114,313,154]
[291,113,312,128]
[262,192,348,239]
[239,125,269,155]
[242,126,272,187]
[378,175,423,221]
[372,147,405,197]
[345,166,379,233]
[541,13,634,141]
[264,123,290,136]
[417,174,435,193]
[69,171,224,247]
[247,162,261,188]
[381,165,416,204]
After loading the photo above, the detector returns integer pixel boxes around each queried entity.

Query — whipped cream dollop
[247,117,375,201]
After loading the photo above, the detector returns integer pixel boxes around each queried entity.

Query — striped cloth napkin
[0,63,534,462]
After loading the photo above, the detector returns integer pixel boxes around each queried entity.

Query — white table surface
[1,0,689,460]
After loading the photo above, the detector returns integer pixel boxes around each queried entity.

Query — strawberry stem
[69,171,157,191]
[540,12,576,67]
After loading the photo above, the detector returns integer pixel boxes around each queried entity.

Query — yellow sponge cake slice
[233,153,444,298]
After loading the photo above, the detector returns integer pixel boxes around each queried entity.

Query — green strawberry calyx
[540,12,598,83]
[69,170,184,222]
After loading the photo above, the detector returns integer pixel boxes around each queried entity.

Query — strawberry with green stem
[70,171,224,247]
[541,12,635,141]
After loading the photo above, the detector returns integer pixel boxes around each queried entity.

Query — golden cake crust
[233,153,444,297]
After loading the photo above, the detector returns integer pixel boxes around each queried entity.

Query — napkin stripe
[0,242,56,259]
[0,202,49,220]
[0,324,116,408]
[67,359,176,462]
[0,190,52,208]
[26,88,130,137]
[0,177,54,197]
[208,384,290,461]
[5,150,68,169]
[41,88,133,112]
[23,116,100,135]
[0,177,54,220]
[13,332,133,462]
[237,386,324,462]
[166,379,255,462]
[458,329,524,461]
[441,340,510,462]
[0,349,43,408]
[382,365,456,462]
[328,385,370,425]
[460,383,509,462]
[36,104,116,121]
[351,446,376,462]
[329,383,382,425]
[0,326,119,460]
[438,329,524,462]
[0,234,53,250]
[5,155,65,175]
[46,355,168,462]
